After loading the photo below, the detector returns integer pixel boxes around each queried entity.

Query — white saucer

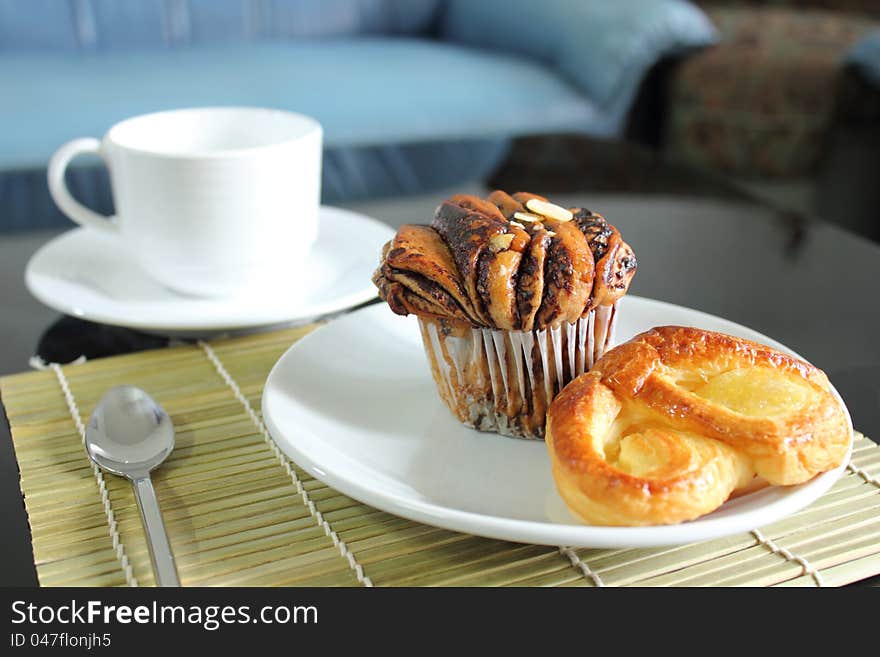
[262,297,852,549]
[25,206,395,335]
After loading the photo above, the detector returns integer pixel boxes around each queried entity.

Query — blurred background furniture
[0,0,715,232]
[475,1,880,243]
[661,1,880,241]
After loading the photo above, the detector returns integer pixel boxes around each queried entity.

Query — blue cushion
[848,30,880,87]
[0,0,442,51]
[0,38,596,168]
[441,0,716,135]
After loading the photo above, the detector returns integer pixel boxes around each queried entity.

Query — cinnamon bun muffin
[373,191,637,439]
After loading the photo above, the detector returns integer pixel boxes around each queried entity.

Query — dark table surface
[1,191,879,587]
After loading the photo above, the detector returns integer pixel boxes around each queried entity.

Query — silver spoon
[85,385,180,587]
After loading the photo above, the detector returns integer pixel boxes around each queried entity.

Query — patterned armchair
[665,1,880,178]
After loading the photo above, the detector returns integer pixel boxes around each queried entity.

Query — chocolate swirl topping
[372,191,637,331]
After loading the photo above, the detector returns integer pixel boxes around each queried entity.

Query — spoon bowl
[86,385,175,479]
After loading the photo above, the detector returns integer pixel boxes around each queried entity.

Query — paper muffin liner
[418,302,618,440]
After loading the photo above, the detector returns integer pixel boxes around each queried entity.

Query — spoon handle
[133,476,180,587]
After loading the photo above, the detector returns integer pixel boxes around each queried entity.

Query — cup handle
[47,138,119,235]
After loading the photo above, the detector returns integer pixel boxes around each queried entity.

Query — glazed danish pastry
[546,326,851,526]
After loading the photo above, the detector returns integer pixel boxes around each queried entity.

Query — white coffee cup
[48,107,322,297]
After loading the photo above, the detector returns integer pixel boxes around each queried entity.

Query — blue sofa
[0,0,715,231]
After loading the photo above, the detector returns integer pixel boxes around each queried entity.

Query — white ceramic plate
[25,206,394,335]
[262,296,853,548]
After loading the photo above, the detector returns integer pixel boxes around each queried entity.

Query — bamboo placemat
[1,326,879,587]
